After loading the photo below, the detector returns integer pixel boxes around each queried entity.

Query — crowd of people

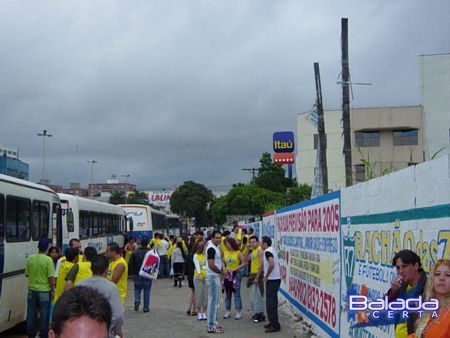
[24,230,450,337]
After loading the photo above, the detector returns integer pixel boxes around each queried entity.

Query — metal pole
[314,62,328,194]
[341,18,352,187]
[37,129,52,183]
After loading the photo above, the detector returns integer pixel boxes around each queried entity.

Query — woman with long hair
[48,246,61,268]
[171,237,186,288]
[408,259,450,337]
[193,240,208,320]
[222,237,246,320]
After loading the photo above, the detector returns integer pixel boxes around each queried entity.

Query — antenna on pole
[241,168,259,179]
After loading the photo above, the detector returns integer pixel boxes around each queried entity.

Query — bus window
[79,210,89,239]
[66,209,74,233]
[91,212,99,237]
[32,201,50,240]
[0,194,4,242]
[100,214,106,236]
[6,196,31,241]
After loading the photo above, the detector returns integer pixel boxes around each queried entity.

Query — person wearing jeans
[134,275,153,312]
[25,239,54,338]
[222,237,246,320]
[262,236,281,333]
[128,237,151,312]
[206,231,226,334]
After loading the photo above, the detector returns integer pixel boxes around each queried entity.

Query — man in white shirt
[157,233,170,278]
[205,230,226,334]
[262,236,281,333]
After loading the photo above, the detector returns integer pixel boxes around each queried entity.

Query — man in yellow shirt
[247,236,265,323]
[106,242,128,303]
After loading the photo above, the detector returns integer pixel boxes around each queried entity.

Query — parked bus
[120,204,179,239]
[59,193,125,254]
[0,174,61,332]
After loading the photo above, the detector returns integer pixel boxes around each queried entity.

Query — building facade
[296,106,424,189]
[0,145,29,180]
[419,53,450,160]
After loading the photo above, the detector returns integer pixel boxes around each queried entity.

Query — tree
[109,190,126,205]
[286,184,312,205]
[209,183,285,224]
[170,181,214,227]
[253,152,294,193]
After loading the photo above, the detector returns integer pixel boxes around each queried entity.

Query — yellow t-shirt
[107,257,128,303]
[74,262,92,285]
[224,250,240,271]
[250,246,262,274]
[194,253,207,278]
[54,260,74,302]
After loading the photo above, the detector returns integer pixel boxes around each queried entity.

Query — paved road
[1,278,311,338]
[123,278,310,338]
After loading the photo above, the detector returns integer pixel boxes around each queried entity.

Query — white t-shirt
[206,242,222,276]
[158,239,169,256]
[264,246,281,280]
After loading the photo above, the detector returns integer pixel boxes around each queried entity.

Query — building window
[355,131,380,147]
[355,165,366,182]
[393,129,418,146]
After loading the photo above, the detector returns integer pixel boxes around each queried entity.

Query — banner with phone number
[341,206,450,338]
[276,191,341,338]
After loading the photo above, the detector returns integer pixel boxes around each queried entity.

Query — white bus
[59,193,125,254]
[0,174,61,332]
[120,204,170,239]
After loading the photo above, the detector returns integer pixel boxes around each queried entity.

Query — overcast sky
[1,0,449,191]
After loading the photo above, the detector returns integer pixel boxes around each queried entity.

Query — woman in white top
[171,237,186,288]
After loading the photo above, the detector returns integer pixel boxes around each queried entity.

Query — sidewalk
[123,278,310,338]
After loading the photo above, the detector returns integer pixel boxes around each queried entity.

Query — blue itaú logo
[273,131,294,153]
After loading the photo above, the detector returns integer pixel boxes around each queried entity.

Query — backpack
[139,249,160,280]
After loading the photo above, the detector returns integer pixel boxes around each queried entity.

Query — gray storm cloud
[1,0,449,190]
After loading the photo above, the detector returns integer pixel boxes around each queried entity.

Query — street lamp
[87,160,98,197]
[37,129,52,184]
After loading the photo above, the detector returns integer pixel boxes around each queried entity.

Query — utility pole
[341,18,352,187]
[314,62,328,194]
[241,168,259,179]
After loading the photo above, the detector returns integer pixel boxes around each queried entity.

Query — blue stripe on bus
[128,231,153,239]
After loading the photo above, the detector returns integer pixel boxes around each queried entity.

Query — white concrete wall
[276,155,450,338]
[420,54,450,159]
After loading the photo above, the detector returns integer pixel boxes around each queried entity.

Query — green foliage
[209,183,285,223]
[286,184,312,205]
[431,147,446,160]
[109,190,127,205]
[253,152,295,192]
[170,181,214,227]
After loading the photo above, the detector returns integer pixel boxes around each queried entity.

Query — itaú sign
[273,131,295,153]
